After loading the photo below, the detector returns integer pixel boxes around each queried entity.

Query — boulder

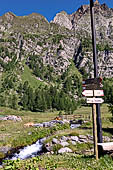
[43,122,51,127]
[0,115,22,121]
[70,136,79,142]
[70,124,81,129]
[52,138,59,144]
[60,141,69,147]
[58,147,72,154]
[39,137,47,144]
[0,146,11,154]
[79,135,87,139]
[45,143,52,152]
[60,136,68,141]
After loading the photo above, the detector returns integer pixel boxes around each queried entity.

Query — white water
[11,139,43,160]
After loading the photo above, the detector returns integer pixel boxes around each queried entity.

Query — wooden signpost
[82,77,104,160]
[92,102,98,159]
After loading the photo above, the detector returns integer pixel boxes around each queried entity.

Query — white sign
[94,90,104,96]
[86,98,104,104]
[82,90,93,96]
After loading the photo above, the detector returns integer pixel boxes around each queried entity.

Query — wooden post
[92,103,98,160]
[90,0,103,143]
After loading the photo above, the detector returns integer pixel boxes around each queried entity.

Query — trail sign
[82,84,102,90]
[82,77,102,85]
[82,77,103,90]
[86,98,104,104]
[94,90,104,97]
[82,90,93,96]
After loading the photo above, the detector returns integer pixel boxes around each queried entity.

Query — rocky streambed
[43,134,113,154]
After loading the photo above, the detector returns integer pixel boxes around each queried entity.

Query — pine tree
[11,94,18,110]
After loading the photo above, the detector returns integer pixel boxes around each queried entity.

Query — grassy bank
[2,154,113,170]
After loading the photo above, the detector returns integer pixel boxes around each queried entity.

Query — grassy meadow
[0,104,113,169]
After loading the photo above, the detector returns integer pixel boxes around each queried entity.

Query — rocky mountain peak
[4,12,16,21]
[101,3,109,10]
[94,0,100,6]
[52,11,72,30]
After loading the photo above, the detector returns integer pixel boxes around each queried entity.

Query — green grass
[0,104,113,169]
[21,64,44,89]
[2,154,113,170]
[0,104,112,150]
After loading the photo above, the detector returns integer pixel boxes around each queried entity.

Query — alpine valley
[0,0,113,112]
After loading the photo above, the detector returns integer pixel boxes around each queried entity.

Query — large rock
[0,115,22,121]
[60,141,69,147]
[58,147,72,154]
[0,146,11,154]
[52,138,59,144]
[70,136,79,142]
[60,136,68,141]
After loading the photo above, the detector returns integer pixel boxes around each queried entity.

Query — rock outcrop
[52,11,72,30]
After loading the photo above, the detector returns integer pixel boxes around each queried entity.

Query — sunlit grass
[0,104,112,161]
[21,64,44,89]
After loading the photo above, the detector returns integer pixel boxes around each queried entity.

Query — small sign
[94,90,104,97]
[82,90,93,96]
[83,84,102,90]
[82,77,102,85]
[86,98,104,104]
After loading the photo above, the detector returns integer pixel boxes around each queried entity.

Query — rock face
[0,0,113,81]
[52,1,113,78]
[52,11,72,30]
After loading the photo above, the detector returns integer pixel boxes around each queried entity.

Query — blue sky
[0,0,113,21]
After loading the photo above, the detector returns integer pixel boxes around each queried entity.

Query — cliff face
[0,1,113,79]
[52,1,113,78]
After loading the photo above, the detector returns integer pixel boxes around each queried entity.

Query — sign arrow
[82,90,93,96]
[86,98,104,104]
[94,90,104,97]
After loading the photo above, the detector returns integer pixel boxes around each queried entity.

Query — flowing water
[11,140,43,160]
[1,123,81,165]
[5,138,46,161]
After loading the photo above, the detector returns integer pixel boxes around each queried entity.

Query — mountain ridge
[0,0,113,110]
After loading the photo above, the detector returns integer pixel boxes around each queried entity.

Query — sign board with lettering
[82,77,102,85]
[94,90,104,97]
[82,90,93,96]
[82,84,103,90]
[86,98,104,104]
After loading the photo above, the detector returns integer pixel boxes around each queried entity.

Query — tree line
[0,79,78,114]
[17,81,78,113]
